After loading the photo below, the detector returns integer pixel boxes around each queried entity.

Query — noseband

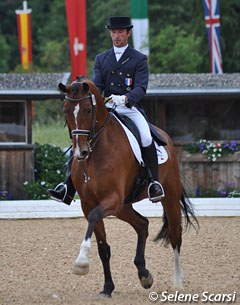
[64,93,96,141]
[65,91,112,153]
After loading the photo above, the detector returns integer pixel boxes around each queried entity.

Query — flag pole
[130,0,149,56]
[15,1,32,70]
[203,0,223,74]
[65,0,87,80]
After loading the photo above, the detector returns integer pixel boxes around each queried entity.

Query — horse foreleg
[117,205,153,289]
[73,205,104,276]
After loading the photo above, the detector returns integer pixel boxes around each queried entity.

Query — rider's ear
[58,83,67,92]
[82,82,89,92]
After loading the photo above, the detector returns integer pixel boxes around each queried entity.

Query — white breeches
[109,104,152,147]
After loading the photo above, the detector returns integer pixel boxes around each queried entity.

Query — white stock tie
[115,51,122,62]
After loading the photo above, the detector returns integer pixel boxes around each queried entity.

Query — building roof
[148,73,240,98]
[0,72,239,100]
[0,72,70,100]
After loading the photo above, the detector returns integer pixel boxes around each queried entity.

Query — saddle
[111,109,166,147]
[110,110,164,204]
[113,112,142,147]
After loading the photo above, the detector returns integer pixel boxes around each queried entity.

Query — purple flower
[199,143,205,152]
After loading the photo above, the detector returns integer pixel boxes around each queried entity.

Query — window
[165,99,240,142]
[0,101,27,144]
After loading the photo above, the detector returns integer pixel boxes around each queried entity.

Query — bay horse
[59,77,198,297]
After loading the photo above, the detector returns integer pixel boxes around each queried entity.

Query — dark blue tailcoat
[92,45,148,109]
[92,46,165,145]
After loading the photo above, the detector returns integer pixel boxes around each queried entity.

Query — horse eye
[86,107,92,114]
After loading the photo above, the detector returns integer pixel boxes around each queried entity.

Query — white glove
[110,94,126,106]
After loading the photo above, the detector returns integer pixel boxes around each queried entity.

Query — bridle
[64,90,113,152]
[65,93,94,136]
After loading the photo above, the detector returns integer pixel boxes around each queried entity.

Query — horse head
[59,78,107,161]
[58,77,108,161]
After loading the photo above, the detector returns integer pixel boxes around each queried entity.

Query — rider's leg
[47,150,76,205]
[47,175,75,205]
[116,105,164,202]
[141,142,165,202]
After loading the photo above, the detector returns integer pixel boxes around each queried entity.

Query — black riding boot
[47,175,76,205]
[141,141,165,202]
[47,150,76,205]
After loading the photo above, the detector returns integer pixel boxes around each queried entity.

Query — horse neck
[88,84,109,126]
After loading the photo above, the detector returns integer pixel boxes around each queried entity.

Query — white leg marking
[173,249,184,290]
[73,238,91,276]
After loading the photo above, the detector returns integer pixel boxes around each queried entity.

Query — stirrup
[148,180,165,203]
[50,182,68,202]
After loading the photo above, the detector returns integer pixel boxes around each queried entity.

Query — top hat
[106,16,133,29]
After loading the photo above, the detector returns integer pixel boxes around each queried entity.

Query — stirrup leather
[147,180,165,202]
[50,182,68,202]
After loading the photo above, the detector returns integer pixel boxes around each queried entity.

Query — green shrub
[23,143,68,199]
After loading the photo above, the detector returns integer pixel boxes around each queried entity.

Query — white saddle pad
[113,114,168,165]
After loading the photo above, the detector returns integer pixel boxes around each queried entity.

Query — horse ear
[58,83,67,92]
[82,82,89,92]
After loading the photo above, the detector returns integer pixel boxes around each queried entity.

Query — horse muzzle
[72,129,91,161]
[74,147,89,161]
[79,149,89,161]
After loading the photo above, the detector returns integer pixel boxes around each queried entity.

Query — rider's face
[110,29,131,48]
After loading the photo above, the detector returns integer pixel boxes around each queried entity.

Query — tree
[0,0,21,70]
[0,34,10,72]
[39,40,69,72]
[219,0,240,72]
[86,0,130,62]
[150,25,203,73]
[0,0,239,73]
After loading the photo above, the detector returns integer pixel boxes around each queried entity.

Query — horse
[59,77,198,297]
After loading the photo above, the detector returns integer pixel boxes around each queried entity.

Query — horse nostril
[81,150,89,159]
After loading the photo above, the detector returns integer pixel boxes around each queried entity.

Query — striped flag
[65,0,87,80]
[130,0,149,56]
[15,1,32,70]
[203,0,223,74]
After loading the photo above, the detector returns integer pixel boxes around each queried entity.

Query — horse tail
[153,210,169,246]
[154,187,199,246]
[180,187,199,232]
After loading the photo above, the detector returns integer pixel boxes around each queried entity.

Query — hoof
[173,279,184,291]
[99,291,111,298]
[140,272,153,289]
[73,263,89,276]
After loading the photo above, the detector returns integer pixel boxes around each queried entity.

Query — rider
[48,16,164,204]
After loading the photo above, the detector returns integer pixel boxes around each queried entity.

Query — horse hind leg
[95,226,115,297]
[117,205,153,289]
[173,246,184,290]
[154,209,184,290]
[96,241,115,297]
[168,217,184,290]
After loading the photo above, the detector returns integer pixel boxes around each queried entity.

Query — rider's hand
[110,95,126,106]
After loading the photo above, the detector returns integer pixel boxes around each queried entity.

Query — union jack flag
[203,0,223,74]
